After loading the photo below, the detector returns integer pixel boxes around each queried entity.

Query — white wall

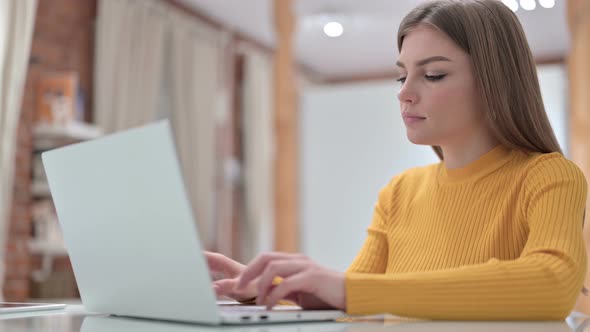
[538,64,568,156]
[300,65,568,272]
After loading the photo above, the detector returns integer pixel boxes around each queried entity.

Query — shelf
[29,239,68,283]
[29,240,68,256]
[30,122,94,283]
[31,181,51,198]
[34,122,103,150]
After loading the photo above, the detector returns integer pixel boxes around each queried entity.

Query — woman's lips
[402,113,426,125]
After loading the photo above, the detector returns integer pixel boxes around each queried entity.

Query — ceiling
[178,0,569,80]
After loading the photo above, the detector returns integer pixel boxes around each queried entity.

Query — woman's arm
[347,177,399,274]
[347,215,389,274]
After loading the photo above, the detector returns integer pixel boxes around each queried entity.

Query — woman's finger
[256,260,307,305]
[204,251,244,277]
[237,252,306,290]
[213,278,236,296]
[204,252,227,272]
[263,272,313,309]
[214,278,257,302]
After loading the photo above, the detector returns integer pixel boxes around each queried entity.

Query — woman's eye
[425,74,446,81]
[397,77,407,84]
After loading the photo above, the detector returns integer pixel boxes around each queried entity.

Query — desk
[0,306,588,332]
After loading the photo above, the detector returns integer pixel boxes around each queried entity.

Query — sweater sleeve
[345,156,588,320]
[346,177,398,274]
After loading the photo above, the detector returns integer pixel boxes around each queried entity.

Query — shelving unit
[33,122,103,151]
[31,181,50,197]
[29,121,102,282]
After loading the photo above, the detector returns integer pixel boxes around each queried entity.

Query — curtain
[167,10,230,249]
[94,0,230,249]
[0,0,38,300]
[239,45,275,262]
[94,0,165,132]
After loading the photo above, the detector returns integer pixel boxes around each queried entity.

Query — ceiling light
[501,0,519,12]
[538,0,555,8]
[520,0,536,11]
[323,22,343,37]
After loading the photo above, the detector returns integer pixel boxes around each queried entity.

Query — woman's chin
[406,133,432,146]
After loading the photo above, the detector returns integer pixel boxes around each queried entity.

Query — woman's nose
[397,82,419,104]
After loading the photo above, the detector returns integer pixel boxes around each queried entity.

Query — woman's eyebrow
[396,56,453,68]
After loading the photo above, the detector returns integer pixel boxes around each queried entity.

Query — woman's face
[396,24,485,147]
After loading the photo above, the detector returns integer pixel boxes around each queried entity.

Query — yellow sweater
[345,145,588,320]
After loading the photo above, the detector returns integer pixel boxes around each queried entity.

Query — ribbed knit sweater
[345,145,588,320]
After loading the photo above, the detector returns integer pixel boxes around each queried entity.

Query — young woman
[207,0,587,320]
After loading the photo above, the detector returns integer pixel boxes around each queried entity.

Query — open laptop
[81,315,350,332]
[41,120,346,325]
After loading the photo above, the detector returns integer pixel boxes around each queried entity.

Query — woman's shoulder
[518,151,587,185]
[380,163,440,194]
[376,165,438,211]
[401,163,441,181]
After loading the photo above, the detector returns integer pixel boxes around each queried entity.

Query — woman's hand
[204,251,257,302]
[235,252,346,310]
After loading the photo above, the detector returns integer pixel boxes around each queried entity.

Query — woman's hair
[397,0,562,160]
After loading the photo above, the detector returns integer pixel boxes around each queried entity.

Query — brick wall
[4,0,97,301]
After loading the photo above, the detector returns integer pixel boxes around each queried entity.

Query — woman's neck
[440,133,500,169]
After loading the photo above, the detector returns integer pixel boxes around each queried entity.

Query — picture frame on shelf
[35,71,79,125]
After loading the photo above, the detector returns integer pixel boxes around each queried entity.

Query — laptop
[81,315,350,332]
[41,120,346,325]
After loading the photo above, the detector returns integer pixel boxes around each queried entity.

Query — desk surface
[1,305,589,332]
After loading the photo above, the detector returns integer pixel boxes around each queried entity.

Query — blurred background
[0,0,588,310]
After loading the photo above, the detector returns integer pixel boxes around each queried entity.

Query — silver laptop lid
[42,120,221,324]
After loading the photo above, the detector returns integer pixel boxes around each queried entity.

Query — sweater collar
[440,145,512,183]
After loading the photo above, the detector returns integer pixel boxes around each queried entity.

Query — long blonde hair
[397,0,562,160]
